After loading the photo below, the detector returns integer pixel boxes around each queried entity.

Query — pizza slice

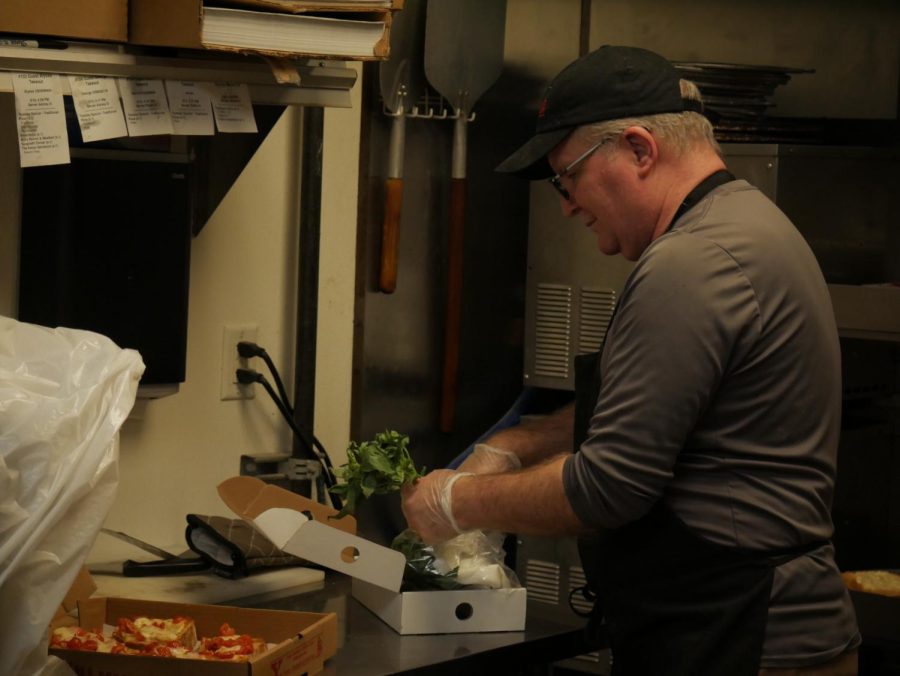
[50,626,127,654]
[112,615,197,650]
[142,643,202,659]
[197,622,268,661]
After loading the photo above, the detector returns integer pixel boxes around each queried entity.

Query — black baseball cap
[496,45,702,179]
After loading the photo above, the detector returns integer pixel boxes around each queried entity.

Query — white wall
[316,67,362,472]
[102,64,363,548]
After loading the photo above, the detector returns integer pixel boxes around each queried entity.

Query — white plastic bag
[0,317,145,676]
[432,530,520,589]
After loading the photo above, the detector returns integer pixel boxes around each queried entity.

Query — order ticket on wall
[10,73,258,168]
[12,73,70,168]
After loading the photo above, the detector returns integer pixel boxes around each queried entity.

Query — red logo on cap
[537,97,548,118]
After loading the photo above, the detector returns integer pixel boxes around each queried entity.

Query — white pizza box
[351,578,527,634]
[217,476,527,634]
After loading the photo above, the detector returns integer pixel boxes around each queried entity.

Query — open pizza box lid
[217,476,405,593]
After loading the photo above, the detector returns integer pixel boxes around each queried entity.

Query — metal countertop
[235,573,597,675]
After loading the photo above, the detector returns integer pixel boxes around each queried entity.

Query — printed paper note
[118,78,174,137]
[68,76,127,142]
[165,81,215,136]
[206,83,258,133]
[11,73,70,167]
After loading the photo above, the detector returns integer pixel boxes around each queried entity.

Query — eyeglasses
[547,138,611,201]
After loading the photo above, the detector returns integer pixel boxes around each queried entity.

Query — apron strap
[667,169,735,232]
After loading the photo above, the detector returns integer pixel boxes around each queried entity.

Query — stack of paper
[201,7,389,58]
[220,0,394,8]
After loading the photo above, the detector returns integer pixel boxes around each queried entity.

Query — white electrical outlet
[220,324,259,400]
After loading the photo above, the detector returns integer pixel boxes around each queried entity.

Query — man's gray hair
[574,79,721,157]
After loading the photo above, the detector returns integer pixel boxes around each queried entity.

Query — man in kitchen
[401,45,860,675]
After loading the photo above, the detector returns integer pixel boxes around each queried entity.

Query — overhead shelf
[0,41,357,107]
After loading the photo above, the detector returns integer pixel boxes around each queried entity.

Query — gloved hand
[458,443,521,474]
[401,470,474,544]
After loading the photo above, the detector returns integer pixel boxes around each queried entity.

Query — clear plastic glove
[458,443,521,474]
[401,470,473,544]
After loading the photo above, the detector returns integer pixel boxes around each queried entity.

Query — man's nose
[558,193,579,217]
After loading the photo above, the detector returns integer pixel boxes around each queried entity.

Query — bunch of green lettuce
[329,430,423,518]
[391,529,464,591]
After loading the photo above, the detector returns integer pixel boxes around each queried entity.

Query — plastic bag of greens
[392,529,520,591]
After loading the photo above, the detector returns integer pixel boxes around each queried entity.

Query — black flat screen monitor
[18,152,193,386]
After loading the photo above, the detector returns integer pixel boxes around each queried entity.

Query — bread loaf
[842,570,900,597]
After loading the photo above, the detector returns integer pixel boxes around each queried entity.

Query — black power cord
[234,341,341,508]
[236,367,340,504]
[237,341,292,417]
[238,341,337,477]
[236,342,333,460]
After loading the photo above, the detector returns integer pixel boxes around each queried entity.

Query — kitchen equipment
[377,0,426,293]
[99,528,176,560]
[99,527,209,576]
[672,61,813,119]
[672,61,818,142]
[424,0,506,431]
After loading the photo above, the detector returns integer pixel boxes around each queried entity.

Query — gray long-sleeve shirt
[562,180,859,667]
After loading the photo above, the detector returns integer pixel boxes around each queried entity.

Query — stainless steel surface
[354,1,564,510]
[523,180,633,390]
[516,536,592,624]
[239,573,595,675]
[515,535,611,674]
[725,144,900,343]
[722,144,900,286]
[423,0,507,120]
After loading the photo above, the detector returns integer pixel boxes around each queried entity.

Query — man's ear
[623,127,657,176]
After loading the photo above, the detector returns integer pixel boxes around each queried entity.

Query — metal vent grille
[568,565,595,616]
[524,559,560,606]
[578,287,616,355]
[534,283,572,378]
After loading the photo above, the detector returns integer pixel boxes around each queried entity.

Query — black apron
[573,170,826,676]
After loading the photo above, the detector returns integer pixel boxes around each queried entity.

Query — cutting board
[91,566,325,605]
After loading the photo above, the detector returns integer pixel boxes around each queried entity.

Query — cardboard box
[0,0,128,43]
[352,579,527,634]
[50,596,337,676]
[52,566,98,629]
[129,0,392,60]
[218,476,528,635]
